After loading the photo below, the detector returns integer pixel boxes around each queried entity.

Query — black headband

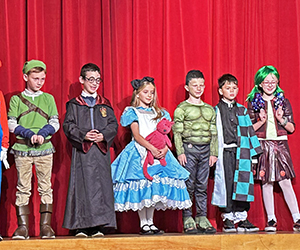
[131,76,155,90]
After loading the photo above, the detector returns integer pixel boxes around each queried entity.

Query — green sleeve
[173,106,185,156]
[209,110,218,157]
[8,95,21,118]
[47,94,59,118]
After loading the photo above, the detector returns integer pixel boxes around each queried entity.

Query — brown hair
[26,67,47,76]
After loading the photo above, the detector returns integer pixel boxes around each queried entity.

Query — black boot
[12,205,30,240]
[40,204,55,239]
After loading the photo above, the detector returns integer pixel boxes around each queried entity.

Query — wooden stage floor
[1,231,300,250]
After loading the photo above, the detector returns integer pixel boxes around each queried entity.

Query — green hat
[22,60,46,74]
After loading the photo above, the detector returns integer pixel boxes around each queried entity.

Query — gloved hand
[0,146,10,169]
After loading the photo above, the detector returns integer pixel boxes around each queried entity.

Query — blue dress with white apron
[111,106,192,212]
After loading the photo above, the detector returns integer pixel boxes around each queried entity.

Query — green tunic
[8,92,58,156]
[173,100,218,157]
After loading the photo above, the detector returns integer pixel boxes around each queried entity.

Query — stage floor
[1,231,300,250]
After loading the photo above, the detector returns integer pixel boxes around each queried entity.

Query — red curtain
[1,0,300,236]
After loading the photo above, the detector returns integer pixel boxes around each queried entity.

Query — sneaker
[293,219,300,232]
[75,229,89,237]
[265,219,277,232]
[89,226,104,237]
[223,218,236,233]
[0,234,2,241]
[237,219,259,232]
[91,231,104,237]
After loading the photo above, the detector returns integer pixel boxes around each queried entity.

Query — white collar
[81,90,97,99]
[22,89,43,98]
[222,98,235,108]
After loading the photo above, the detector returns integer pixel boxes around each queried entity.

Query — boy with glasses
[63,63,118,237]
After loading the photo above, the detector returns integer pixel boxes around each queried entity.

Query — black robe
[63,95,118,230]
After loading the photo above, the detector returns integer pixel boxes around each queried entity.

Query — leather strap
[16,138,50,147]
[17,93,49,121]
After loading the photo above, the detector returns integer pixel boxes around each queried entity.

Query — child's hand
[156,146,168,159]
[30,135,44,145]
[259,170,265,177]
[31,134,38,144]
[31,134,45,145]
[275,106,284,121]
[209,155,218,167]
[36,135,45,144]
[85,130,99,141]
[259,109,267,124]
[94,133,104,143]
[150,147,161,159]
[178,154,187,166]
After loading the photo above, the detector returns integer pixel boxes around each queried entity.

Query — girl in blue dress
[111,77,192,235]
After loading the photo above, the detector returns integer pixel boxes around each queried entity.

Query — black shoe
[149,224,164,235]
[0,234,2,241]
[140,225,154,235]
[90,230,104,237]
[237,219,259,232]
[75,229,89,237]
[265,219,277,232]
[184,227,198,234]
[196,224,216,234]
[223,218,236,233]
[294,219,300,232]
[89,226,104,237]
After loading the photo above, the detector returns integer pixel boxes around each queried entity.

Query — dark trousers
[182,143,210,218]
[219,148,250,213]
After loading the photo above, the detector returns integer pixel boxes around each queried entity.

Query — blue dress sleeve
[120,107,138,127]
[162,109,171,121]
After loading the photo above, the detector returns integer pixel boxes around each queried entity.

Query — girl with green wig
[247,65,283,102]
[247,65,300,232]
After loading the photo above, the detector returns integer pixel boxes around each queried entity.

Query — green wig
[246,65,284,101]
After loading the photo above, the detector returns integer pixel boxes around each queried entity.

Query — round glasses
[84,77,102,84]
[262,81,278,86]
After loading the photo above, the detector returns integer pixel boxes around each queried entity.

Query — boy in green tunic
[173,70,218,234]
[8,60,59,239]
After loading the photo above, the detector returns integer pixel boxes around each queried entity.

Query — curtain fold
[1,0,300,236]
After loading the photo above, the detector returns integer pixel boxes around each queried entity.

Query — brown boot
[40,204,55,239]
[12,205,30,240]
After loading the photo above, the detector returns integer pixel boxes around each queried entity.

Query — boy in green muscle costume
[173,70,218,234]
[8,60,59,240]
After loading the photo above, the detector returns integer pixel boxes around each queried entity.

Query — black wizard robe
[63,95,118,230]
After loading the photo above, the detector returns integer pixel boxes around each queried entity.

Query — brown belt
[16,138,51,147]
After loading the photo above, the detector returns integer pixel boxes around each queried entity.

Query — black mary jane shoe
[140,225,154,235]
[149,224,164,235]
